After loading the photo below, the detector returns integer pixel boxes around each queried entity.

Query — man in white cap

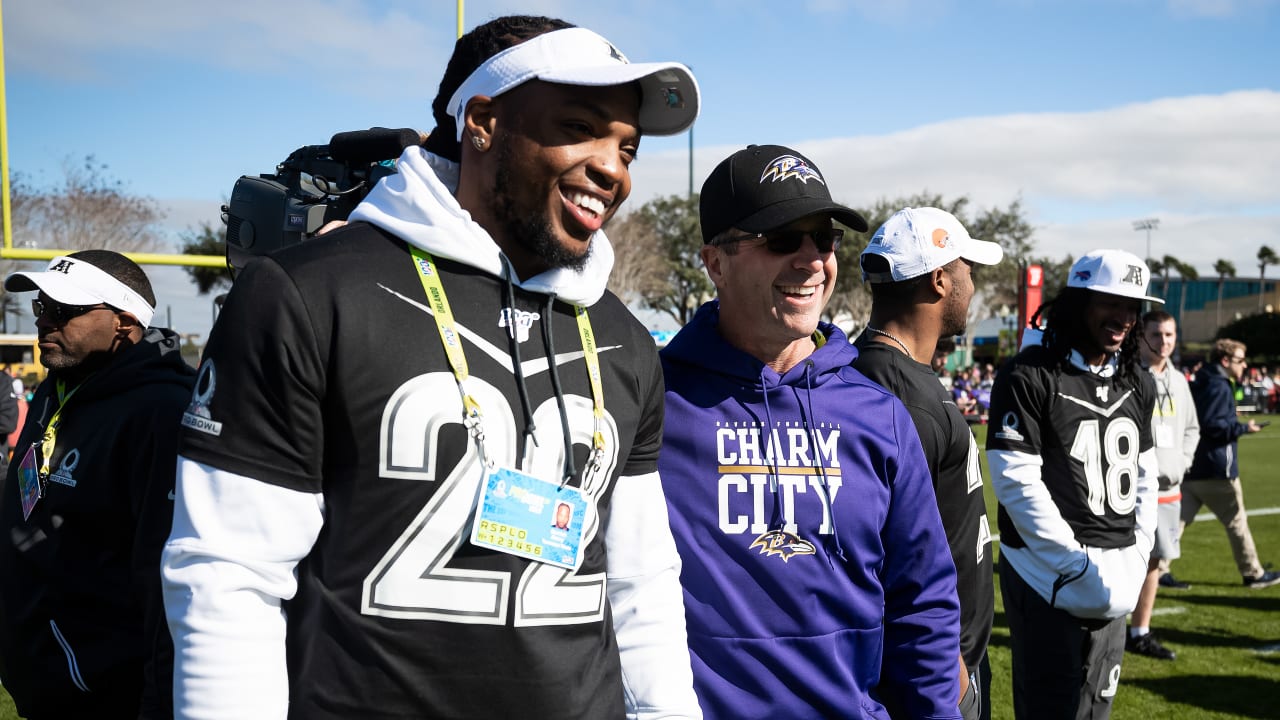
[986,249,1162,719]
[855,207,1004,720]
[0,250,195,719]
[162,15,701,719]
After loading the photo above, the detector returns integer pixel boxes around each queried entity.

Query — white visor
[5,255,155,327]
[447,27,699,140]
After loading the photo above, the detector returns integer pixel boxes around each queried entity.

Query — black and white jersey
[853,339,994,671]
[175,223,666,718]
[988,346,1156,550]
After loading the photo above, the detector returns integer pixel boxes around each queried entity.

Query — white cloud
[625,89,1280,274]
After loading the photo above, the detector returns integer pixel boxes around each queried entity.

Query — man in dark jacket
[0,250,196,718]
[1181,338,1280,588]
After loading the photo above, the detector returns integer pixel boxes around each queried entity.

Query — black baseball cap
[699,144,868,243]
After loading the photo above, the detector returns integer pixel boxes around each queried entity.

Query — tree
[606,194,711,326]
[11,156,166,254]
[1,156,168,330]
[1213,258,1236,331]
[1257,245,1278,312]
[180,222,233,295]
[1160,255,1181,300]
[1168,258,1198,345]
[1218,311,1280,360]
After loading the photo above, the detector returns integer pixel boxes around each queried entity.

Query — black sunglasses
[32,298,113,325]
[714,228,843,255]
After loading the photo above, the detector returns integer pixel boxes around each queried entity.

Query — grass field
[3,420,1278,719]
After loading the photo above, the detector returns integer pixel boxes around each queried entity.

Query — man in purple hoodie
[659,144,962,720]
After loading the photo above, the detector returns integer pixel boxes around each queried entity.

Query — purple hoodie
[659,302,962,720]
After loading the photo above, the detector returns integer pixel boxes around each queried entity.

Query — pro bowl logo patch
[994,411,1024,442]
[750,528,816,562]
[759,155,825,186]
[49,448,80,487]
[181,360,224,436]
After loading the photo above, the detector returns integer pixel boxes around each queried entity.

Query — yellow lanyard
[574,306,606,461]
[39,379,81,480]
[409,248,607,465]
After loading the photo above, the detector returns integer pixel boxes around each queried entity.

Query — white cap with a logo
[1066,249,1163,303]
[861,207,1004,282]
[447,27,699,141]
[4,255,155,327]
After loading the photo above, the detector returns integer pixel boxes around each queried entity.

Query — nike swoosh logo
[380,284,619,375]
[1057,389,1134,417]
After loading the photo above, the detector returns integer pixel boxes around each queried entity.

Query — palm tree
[1172,259,1198,341]
[1149,257,1169,298]
[1258,245,1279,312]
[1214,259,1236,331]
[1160,255,1183,305]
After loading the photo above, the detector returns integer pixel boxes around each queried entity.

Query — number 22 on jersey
[361,372,619,626]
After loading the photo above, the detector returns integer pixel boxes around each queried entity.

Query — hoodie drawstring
[540,294,577,485]
[802,360,846,564]
[757,367,786,533]
[500,262,539,452]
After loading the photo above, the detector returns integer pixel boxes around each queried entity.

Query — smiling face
[702,214,837,372]
[1079,291,1141,365]
[462,80,640,278]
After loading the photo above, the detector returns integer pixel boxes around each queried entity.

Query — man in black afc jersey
[987,249,1162,720]
[854,207,1004,720]
[162,15,702,719]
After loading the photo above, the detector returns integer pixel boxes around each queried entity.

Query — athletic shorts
[1152,500,1181,561]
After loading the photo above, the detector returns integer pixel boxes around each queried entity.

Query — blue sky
[5,0,1279,338]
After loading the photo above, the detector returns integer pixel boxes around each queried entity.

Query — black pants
[1000,559,1125,720]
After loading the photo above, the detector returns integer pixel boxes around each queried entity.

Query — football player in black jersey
[855,207,1004,720]
[162,16,703,719]
[987,249,1161,720]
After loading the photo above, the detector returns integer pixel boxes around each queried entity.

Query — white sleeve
[1134,448,1160,555]
[161,457,325,720]
[604,471,702,720]
[987,449,1086,574]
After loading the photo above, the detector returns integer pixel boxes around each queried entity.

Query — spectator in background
[1126,310,1199,661]
[934,337,957,385]
[0,365,18,471]
[1180,339,1280,588]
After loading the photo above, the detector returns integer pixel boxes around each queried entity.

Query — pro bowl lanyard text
[408,247,607,472]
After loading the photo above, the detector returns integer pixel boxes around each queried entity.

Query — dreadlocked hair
[422,15,576,162]
[1035,286,1143,383]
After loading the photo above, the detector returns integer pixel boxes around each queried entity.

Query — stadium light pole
[1133,218,1160,263]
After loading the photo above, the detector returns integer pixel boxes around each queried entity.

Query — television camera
[222,127,421,273]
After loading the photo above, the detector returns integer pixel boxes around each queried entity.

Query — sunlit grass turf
[3,421,1278,720]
